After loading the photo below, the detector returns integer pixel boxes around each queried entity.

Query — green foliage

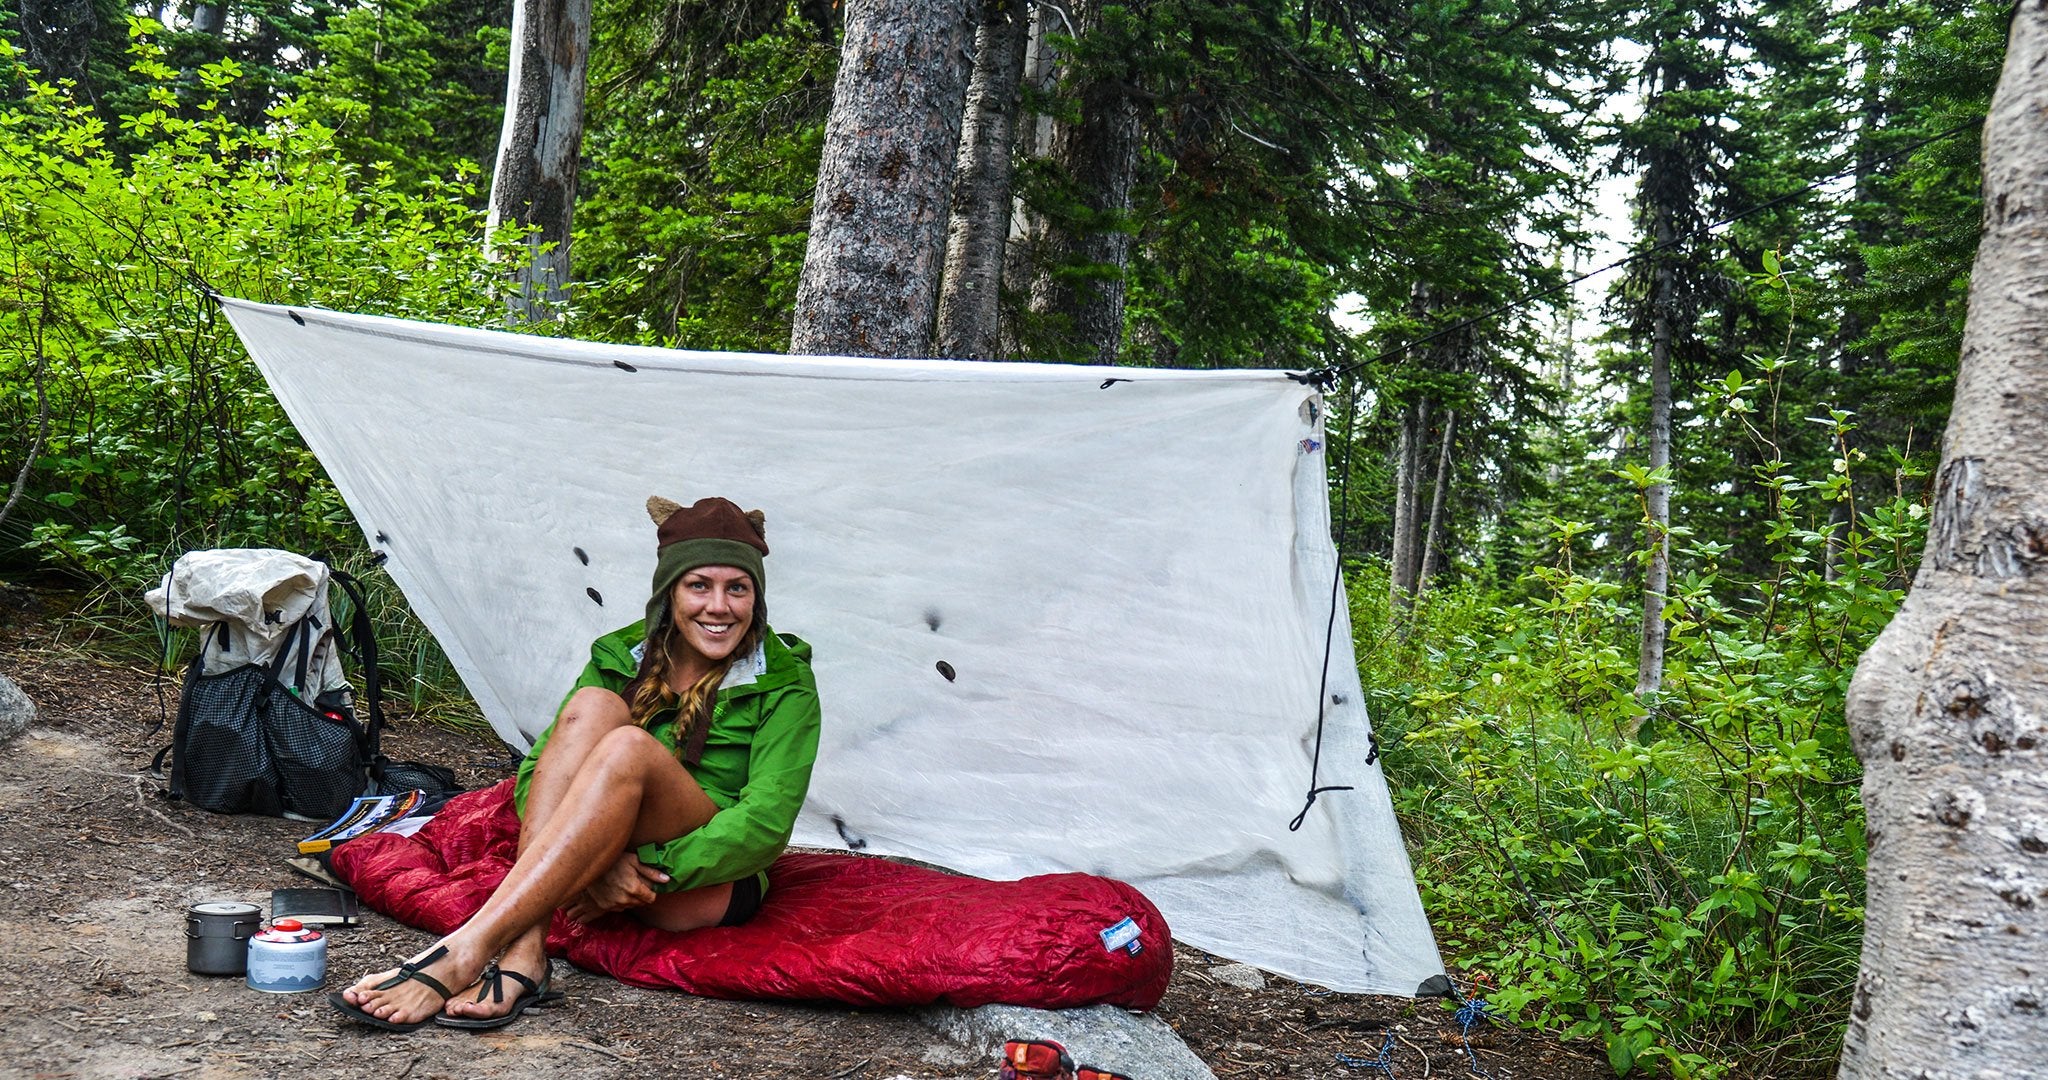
[1836,0,2005,458]
[0,28,513,704]
[571,6,834,349]
[296,0,511,185]
[1370,416,1923,1075]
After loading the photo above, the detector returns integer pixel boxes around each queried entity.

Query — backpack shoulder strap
[326,568,387,770]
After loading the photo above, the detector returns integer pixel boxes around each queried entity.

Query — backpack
[150,550,457,819]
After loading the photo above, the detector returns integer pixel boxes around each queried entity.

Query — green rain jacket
[512,621,822,894]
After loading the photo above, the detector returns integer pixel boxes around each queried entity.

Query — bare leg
[518,687,638,848]
[634,878,737,932]
[341,724,718,1025]
[442,687,632,1020]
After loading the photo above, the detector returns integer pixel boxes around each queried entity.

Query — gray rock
[921,1003,1216,1080]
[0,672,32,743]
[1206,962,1266,991]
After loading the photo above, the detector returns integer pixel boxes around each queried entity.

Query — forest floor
[0,582,1612,1080]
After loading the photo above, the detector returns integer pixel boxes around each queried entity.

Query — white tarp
[219,297,1445,995]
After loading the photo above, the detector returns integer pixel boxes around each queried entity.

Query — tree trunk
[997,1,1056,359]
[1839,6,2048,1075]
[191,1,225,35]
[485,0,593,321]
[1389,397,1431,607]
[1026,0,1143,364]
[1418,408,1456,595]
[1635,207,1676,705]
[932,0,1029,360]
[789,0,977,358]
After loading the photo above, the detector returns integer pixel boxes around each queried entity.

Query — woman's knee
[587,724,668,773]
[552,687,631,739]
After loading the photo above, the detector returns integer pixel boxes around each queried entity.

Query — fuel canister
[246,918,327,993]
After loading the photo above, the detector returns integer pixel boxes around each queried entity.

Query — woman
[331,495,822,1031]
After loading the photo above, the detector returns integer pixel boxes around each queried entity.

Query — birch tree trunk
[485,0,592,321]
[1389,397,1430,607]
[932,0,1029,360]
[1635,208,1676,705]
[998,2,1056,359]
[1839,7,2048,1075]
[789,0,976,358]
[1418,408,1456,595]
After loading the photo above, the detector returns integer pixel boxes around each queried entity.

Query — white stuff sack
[219,297,1446,996]
[146,547,346,692]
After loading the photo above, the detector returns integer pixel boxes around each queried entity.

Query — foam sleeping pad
[329,780,1174,1009]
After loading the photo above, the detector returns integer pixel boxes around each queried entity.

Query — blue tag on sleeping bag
[1099,917,1143,955]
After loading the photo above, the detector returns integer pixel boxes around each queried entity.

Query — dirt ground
[0,584,1612,1080]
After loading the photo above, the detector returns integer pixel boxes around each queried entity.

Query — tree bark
[1636,206,1676,705]
[1418,408,1456,595]
[1838,6,2048,1075]
[997,0,1056,359]
[191,1,225,35]
[789,0,977,358]
[932,0,1029,360]
[485,0,593,321]
[1389,397,1431,607]
[1026,0,1143,364]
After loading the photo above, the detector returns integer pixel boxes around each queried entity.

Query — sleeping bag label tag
[1099,917,1143,955]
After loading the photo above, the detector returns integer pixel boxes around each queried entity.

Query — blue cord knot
[1453,993,1492,1076]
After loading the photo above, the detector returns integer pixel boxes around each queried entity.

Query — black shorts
[718,870,767,927]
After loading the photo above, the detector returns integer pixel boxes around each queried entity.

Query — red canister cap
[273,919,303,932]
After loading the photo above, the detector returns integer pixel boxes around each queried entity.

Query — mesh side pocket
[174,665,282,815]
[263,690,368,821]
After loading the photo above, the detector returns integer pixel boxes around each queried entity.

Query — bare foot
[442,928,552,1023]
[338,935,489,1026]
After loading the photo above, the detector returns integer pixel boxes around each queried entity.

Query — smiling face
[666,565,757,671]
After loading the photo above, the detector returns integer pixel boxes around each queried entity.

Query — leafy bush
[0,26,513,719]
[1367,405,1923,1077]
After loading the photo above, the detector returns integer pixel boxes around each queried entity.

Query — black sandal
[434,961,563,1030]
[326,944,459,1032]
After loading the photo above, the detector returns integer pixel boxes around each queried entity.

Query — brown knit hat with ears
[644,496,769,632]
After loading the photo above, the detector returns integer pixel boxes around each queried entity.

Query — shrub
[0,27,516,719]
[1368,418,1922,1077]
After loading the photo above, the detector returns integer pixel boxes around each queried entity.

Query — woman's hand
[564,853,670,923]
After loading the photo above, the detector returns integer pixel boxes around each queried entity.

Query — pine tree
[788,0,976,357]
[1607,0,1751,707]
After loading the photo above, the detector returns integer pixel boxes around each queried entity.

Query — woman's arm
[633,684,822,893]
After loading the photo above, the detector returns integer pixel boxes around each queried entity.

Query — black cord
[1295,117,1983,385]
[1291,381,1361,832]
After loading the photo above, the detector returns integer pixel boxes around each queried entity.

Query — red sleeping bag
[330,780,1173,1010]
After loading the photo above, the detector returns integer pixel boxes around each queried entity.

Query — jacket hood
[587,620,812,700]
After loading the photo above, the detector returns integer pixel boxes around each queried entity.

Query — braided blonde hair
[627,596,767,759]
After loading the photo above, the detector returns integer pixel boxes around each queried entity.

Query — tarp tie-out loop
[1289,783,1356,831]
[1288,366,1339,390]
